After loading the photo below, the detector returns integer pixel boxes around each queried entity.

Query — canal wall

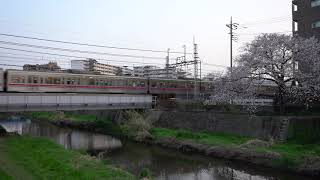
[146,110,320,141]
[4,109,319,141]
[61,109,320,141]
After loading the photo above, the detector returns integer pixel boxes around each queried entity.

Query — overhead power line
[0,33,192,54]
[0,63,23,68]
[238,31,292,36]
[0,40,171,60]
[0,51,166,67]
[0,46,167,66]
[0,56,70,65]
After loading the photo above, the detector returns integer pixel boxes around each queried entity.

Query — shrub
[139,168,152,179]
[121,111,153,140]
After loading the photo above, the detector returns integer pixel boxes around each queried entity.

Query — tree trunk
[278,84,285,115]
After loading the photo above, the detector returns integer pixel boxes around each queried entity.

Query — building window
[311,0,320,7]
[294,22,299,31]
[312,21,320,28]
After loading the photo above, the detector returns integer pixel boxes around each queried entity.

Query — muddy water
[0,119,317,180]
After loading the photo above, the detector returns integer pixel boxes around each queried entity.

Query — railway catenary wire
[0,33,193,54]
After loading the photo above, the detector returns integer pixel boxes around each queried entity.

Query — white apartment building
[71,59,120,76]
[133,65,186,79]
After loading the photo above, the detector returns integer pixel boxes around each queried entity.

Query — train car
[149,78,194,95]
[6,70,148,94]
[0,69,3,92]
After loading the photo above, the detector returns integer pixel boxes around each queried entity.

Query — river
[0,119,317,180]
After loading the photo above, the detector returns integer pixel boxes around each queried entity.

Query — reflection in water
[0,120,316,180]
[0,120,122,151]
[105,141,316,180]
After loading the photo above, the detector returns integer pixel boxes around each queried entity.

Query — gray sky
[0,0,292,74]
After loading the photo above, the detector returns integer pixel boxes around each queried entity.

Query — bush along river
[0,118,318,180]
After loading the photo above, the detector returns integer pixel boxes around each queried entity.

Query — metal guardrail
[0,93,153,112]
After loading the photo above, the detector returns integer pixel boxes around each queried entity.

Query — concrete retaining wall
[148,110,320,140]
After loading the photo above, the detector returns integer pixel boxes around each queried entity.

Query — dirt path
[0,137,36,180]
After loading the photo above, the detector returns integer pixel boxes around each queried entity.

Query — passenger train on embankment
[0,69,215,97]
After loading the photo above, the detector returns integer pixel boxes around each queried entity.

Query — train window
[88,78,94,85]
[104,80,110,86]
[11,76,21,83]
[21,77,25,83]
[46,77,53,84]
[66,78,71,85]
[123,80,127,86]
[71,79,75,85]
[118,80,124,86]
[132,81,136,87]
[151,82,156,88]
[74,78,80,85]
[28,76,32,83]
[33,76,38,84]
[127,80,133,87]
[40,77,44,84]
[53,77,60,84]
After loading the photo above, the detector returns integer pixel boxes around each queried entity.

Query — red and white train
[0,69,214,96]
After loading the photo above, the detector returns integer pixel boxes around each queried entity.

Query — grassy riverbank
[151,128,320,170]
[24,111,124,136]
[27,111,98,122]
[151,128,251,146]
[0,136,134,180]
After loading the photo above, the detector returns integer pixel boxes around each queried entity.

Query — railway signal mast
[168,39,201,100]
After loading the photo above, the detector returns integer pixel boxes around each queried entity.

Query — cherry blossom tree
[236,33,320,113]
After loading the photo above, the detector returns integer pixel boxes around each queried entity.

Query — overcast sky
[0,0,292,74]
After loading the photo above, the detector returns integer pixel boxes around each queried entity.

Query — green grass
[0,136,134,180]
[151,128,320,169]
[151,128,251,146]
[261,142,320,168]
[0,169,13,180]
[27,111,98,122]
[25,111,124,136]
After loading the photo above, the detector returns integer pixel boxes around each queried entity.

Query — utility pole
[183,45,186,61]
[166,48,170,78]
[226,16,239,74]
[193,38,199,100]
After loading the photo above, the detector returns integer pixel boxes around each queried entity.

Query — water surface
[0,119,316,180]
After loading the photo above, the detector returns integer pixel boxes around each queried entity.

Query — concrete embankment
[147,110,320,141]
